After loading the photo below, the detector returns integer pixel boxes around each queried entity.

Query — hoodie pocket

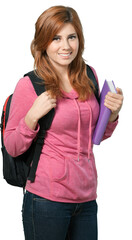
[50,156,68,182]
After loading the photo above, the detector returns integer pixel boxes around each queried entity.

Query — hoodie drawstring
[86,102,93,161]
[74,99,81,161]
[74,99,93,162]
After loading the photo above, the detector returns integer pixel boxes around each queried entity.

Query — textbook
[92,80,117,145]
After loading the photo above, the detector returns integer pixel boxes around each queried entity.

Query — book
[92,80,117,145]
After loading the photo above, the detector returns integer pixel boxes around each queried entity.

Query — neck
[56,65,69,79]
[53,64,73,92]
[49,60,68,77]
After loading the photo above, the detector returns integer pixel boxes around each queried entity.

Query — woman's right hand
[24,91,56,130]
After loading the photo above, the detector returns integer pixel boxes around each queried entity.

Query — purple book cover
[92,80,116,145]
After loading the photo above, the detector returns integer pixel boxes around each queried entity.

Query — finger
[45,91,56,100]
[107,91,123,100]
[44,91,49,96]
[105,95,123,105]
[105,95,122,110]
[53,103,57,108]
[50,98,57,104]
[104,99,118,108]
[50,101,57,108]
[104,101,119,113]
[105,96,122,106]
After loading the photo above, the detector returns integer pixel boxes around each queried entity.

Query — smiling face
[46,23,79,70]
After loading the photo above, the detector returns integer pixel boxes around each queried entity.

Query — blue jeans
[22,191,98,240]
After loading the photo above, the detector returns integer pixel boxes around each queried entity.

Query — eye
[68,35,77,40]
[52,36,61,41]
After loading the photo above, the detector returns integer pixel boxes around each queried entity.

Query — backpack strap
[23,71,55,183]
[86,65,100,103]
[24,70,46,95]
[27,129,47,182]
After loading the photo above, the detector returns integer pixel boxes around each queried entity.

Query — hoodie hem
[25,186,97,203]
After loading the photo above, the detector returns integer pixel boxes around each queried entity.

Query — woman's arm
[4,77,40,157]
[90,66,124,140]
[4,76,57,157]
[102,88,123,140]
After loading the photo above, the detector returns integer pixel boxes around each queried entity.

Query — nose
[62,39,70,50]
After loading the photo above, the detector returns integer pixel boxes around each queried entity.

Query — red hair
[31,5,95,100]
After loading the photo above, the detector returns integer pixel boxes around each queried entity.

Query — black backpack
[0,65,99,188]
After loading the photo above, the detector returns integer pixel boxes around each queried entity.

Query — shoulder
[12,73,41,104]
[11,75,38,110]
[15,75,37,95]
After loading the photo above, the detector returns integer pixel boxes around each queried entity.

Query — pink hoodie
[4,69,118,203]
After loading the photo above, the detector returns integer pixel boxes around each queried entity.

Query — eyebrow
[54,33,77,37]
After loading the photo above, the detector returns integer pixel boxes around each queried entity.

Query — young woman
[4,5,123,240]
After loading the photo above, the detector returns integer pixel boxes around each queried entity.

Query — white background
[0,0,132,239]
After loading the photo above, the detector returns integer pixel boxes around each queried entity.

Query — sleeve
[90,66,119,142]
[102,117,118,141]
[4,76,40,157]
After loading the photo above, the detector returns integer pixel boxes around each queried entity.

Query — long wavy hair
[31,5,95,101]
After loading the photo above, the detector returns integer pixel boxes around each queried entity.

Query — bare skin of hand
[25,91,56,130]
[104,88,124,122]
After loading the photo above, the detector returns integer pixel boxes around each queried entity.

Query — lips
[58,52,72,57]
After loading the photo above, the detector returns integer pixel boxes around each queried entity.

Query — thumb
[116,87,123,95]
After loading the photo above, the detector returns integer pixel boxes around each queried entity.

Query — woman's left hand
[104,88,124,122]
